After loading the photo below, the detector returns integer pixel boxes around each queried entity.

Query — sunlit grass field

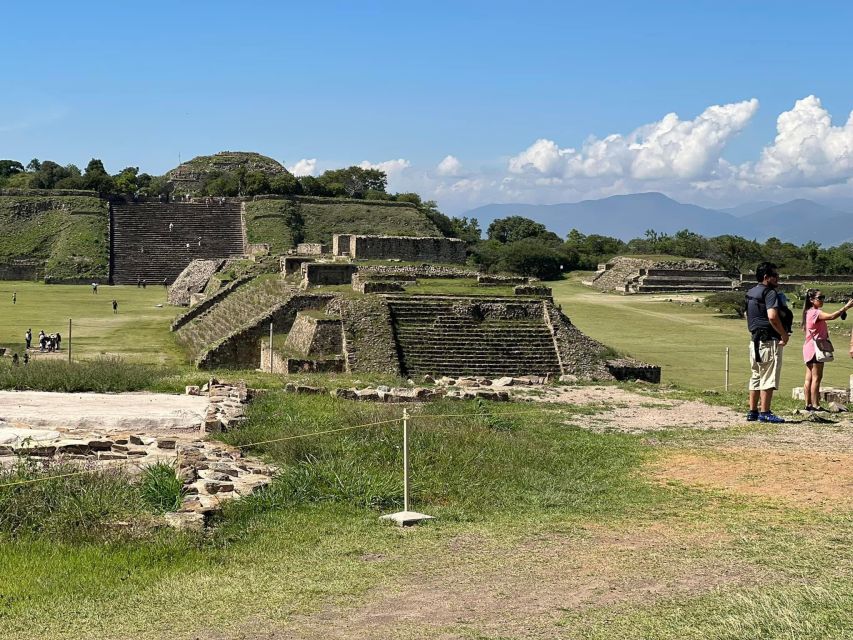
[551,275,853,392]
[0,281,183,364]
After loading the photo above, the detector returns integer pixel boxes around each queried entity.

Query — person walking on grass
[112,299,118,314]
[746,262,789,423]
[801,289,853,412]
[12,291,16,305]
[92,282,98,294]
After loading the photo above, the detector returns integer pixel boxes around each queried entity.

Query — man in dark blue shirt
[745,262,788,422]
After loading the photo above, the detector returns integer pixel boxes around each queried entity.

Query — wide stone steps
[387,296,560,376]
[112,202,244,284]
[176,277,292,358]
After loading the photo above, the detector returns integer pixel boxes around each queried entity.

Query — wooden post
[68,318,72,363]
[725,346,730,392]
[268,322,273,372]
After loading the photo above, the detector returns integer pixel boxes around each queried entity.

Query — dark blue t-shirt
[746,284,780,338]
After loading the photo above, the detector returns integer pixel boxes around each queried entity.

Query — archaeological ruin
[589,256,739,294]
[332,234,467,263]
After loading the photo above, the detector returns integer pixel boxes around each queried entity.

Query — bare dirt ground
[207,523,765,640]
[515,385,743,433]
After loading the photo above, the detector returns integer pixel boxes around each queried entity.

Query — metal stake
[379,407,434,526]
[725,346,730,392]
[403,407,409,513]
[68,318,72,363]
[269,321,273,372]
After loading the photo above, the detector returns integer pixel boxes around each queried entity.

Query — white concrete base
[380,510,435,527]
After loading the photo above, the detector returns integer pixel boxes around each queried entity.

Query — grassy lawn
[0,281,183,364]
[0,277,851,638]
[552,276,853,392]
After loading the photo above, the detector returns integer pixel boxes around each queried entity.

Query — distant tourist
[801,289,853,412]
[112,299,118,314]
[22,352,29,365]
[169,222,174,233]
[55,332,61,350]
[137,277,142,288]
[163,277,168,288]
[12,291,16,305]
[25,328,31,350]
[92,282,99,294]
[745,262,787,423]
[11,353,18,366]
[185,243,190,250]
[38,330,46,351]
[142,279,147,289]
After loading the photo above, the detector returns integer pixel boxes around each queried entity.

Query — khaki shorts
[748,340,783,391]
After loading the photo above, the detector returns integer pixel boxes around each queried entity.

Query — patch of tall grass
[0,356,174,392]
[139,462,184,513]
[220,392,654,521]
[0,458,148,538]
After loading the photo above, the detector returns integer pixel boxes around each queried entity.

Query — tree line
[470,218,853,279]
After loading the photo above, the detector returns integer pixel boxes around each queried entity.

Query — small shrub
[703,291,746,318]
[140,463,184,513]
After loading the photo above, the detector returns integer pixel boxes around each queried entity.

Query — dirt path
[515,385,744,433]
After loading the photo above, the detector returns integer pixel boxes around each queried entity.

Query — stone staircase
[629,269,737,293]
[175,276,294,360]
[386,296,561,377]
[111,201,245,284]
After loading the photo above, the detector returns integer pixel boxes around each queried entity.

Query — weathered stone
[492,376,515,387]
[204,481,234,494]
[828,402,848,413]
[559,374,579,384]
[332,388,359,401]
[98,452,127,460]
[157,439,177,450]
[185,385,200,396]
[164,511,205,532]
[129,435,155,446]
[87,440,113,451]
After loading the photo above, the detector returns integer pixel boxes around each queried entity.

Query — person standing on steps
[745,262,788,423]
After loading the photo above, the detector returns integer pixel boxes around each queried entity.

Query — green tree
[487,216,548,244]
[0,160,24,177]
[709,235,763,273]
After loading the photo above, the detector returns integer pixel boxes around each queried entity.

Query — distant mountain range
[462,192,853,246]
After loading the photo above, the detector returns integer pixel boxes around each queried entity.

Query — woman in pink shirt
[802,289,853,412]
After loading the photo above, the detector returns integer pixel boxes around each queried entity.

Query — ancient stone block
[301,262,358,286]
[296,243,326,255]
[342,234,466,263]
[281,256,315,275]
[284,312,343,356]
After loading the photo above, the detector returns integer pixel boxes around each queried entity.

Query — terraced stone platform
[387,296,561,377]
[111,201,245,284]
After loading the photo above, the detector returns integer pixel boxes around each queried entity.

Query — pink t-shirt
[803,307,829,362]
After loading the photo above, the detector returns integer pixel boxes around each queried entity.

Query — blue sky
[3,1,853,212]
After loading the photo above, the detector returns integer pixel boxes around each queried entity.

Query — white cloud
[509,99,759,182]
[436,155,463,176]
[287,158,316,176]
[358,158,411,175]
[746,95,853,187]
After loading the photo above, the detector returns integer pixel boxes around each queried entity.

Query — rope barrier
[0,408,575,491]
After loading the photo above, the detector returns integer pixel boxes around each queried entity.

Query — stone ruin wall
[591,256,724,293]
[333,234,467,264]
[325,296,401,375]
[198,294,335,369]
[168,259,224,306]
[284,313,343,356]
[301,262,358,286]
[295,243,326,255]
[281,256,315,276]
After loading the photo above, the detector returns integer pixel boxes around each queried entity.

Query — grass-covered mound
[0,193,109,281]
[245,196,441,253]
